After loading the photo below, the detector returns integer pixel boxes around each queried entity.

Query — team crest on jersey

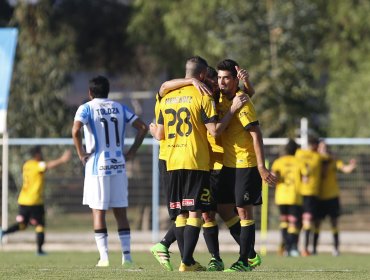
[182,199,195,206]
[243,192,250,202]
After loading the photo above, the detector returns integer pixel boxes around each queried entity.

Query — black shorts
[279,205,303,219]
[167,169,211,220]
[302,195,318,217]
[217,166,262,207]
[18,205,45,226]
[209,169,221,211]
[159,159,170,193]
[317,197,340,219]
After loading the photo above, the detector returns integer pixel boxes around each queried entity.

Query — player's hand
[149,123,158,137]
[192,79,213,96]
[258,166,278,185]
[79,152,91,166]
[230,93,248,113]
[235,66,250,82]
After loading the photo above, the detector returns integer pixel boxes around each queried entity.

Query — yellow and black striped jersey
[319,156,343,199]
[271,155,305,205]
[18,159,47,206]
[155,94,167,161]
[158,85,217,171]
[295,148,322,196]
[217,90,259,168]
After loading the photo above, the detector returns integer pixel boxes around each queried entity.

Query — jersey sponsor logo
[169,201,181,209]
[99,163,125,171]
[167,143,188,148]
[182,199,195,206]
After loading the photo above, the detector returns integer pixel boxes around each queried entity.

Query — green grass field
[0,251,369,280]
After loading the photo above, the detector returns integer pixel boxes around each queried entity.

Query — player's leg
[31,205,46,255]
[278,206,289,256]
[329,198,341,256]
[92,208,109,266]
[150,222,176,271]
[287,207,301,257]
[219,205,241,245]
[113,207,133,265]
[1,205,30,241]
[202,210,224,271]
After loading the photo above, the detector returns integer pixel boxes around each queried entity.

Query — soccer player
[71,75,148,267]
[271,139,305,257]
[216,59,277,272]
[150,56,244,272]
[295,136,322,256]
[150,65,248,271]
[0,146,71,255]
[313,140,356,256]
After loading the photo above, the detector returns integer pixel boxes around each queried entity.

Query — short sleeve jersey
[74,98,138,176]
[18,159,47,206]
[217,90,259,168]
[295,148,322,196]
[158,85,217,171]
[155,94,167,161]
[271,155,305,205]
[319,156,342,199]
[207,133,223,171]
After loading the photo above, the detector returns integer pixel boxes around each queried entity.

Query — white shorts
[83,171,128,210]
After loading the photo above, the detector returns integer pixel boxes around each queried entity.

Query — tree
[7,0,76,137]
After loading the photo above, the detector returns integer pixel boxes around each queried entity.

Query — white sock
[118,229,132,262]
[94,231,109,261]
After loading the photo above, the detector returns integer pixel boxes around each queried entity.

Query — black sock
[36,232,45,253]
[239,222,255,262]
[203,222,220,260]
[3,223,24,235]
[160,222,176,248]
[228,221,241,245]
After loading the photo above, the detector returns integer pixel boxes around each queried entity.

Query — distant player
[72,75,148,267]
[271,139,305,257]
[0,146,71,255]
[313,140,356,256]
[295,136,322,256]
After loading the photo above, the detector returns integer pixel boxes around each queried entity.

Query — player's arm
[159,78,212,97]
[236,66,255,97]
[125,118,148,161]
[205,94,248,137]
[339,159,357,174]
[71,120,90,165]
[45,150,71,170]
[249,125,277,185]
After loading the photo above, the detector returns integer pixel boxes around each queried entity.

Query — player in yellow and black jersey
[0,146,70,255]
[150,56,244,272]
[313,140,356,256]
[271,139,306,257]
[216,59,277,272]
[294,136,322,256]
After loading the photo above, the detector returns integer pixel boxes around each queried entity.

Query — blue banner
[0,28,18,111]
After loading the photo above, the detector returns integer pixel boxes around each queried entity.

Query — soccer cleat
[150,243,173,271]
[96,259,110,267]
[122,259,134,268]
[224,261,251,272]
[248,253,262,268]
[332,249,340,257]
[0,228,3,244]
[288,249,300,257]
[207,258,224,271]
[179,261,206,272]
[301,249,310,257]
[36,250,48,256]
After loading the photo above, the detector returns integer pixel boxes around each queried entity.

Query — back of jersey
[75,98,137,176]
[158,85,217,171]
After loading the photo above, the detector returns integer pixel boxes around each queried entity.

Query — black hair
[285,139,299,155]
[308,135,320,146]
[217,59,239,78]
[29,145,42,157]
[185,55,208,77]
[89,75,110,98]
[206,66,217,79]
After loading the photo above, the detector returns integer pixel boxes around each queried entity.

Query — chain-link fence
[1,138,369,232]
